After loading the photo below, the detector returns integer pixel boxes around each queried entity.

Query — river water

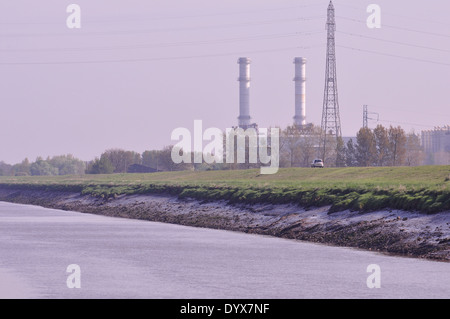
[0,201,448,299]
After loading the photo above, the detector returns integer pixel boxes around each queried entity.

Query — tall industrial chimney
[237,57,251,128]
[293,57,307,127]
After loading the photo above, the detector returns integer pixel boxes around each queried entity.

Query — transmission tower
[320,1,342,159]
[363,105,368,128]
[363,105,379,128]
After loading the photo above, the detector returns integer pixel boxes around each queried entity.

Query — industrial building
[236,56,310,130]
[236,1,340,139]
[232,1,350,167]
[421,126,450,165]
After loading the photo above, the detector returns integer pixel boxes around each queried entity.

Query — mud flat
[0,188,449,262]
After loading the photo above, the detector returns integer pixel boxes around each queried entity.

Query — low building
[127,164,158,174]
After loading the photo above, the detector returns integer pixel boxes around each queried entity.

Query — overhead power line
[337,44,450,67]
[336,16,450,38]
[337,31,450,53]
[367,104,450,119]
[88,3,324,24]
[0,31,324,54]
[336,3,450,27]
[0,16,325,38]
[0,44,324,66]
[0,2,324,25]
[377,119,435,128]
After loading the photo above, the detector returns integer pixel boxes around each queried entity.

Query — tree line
[85,147,183,174]
[344,125,424,167]
[0,124,425,176]
[279,123,424,168]
[0,155,86,177]
[0,147,199,176]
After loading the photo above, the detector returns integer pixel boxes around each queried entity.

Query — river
[0,201,448,299]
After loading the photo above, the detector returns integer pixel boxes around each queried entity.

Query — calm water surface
[0,201,448,299]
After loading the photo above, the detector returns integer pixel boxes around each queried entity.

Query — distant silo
[293,57,307,127]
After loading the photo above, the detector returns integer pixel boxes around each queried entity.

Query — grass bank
[1,166,450,213]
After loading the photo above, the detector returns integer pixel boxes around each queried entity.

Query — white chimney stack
[293,57,307,127]
[237,57,251,128]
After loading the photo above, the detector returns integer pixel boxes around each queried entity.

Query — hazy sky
[0,0,449,164]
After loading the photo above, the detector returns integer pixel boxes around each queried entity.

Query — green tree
[345,139,357,167]
[335,136,346,167]
[12,158,31,176]
[30,159,59,176]
[0,161,12,176]
[49,154,85,175]
[356,127,377,166]
[86,155,114,174]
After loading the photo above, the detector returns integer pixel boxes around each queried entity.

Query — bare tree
[405,131,425,166]
[280,125,302,167]
[388,126,407,166]
[101,149,142,173]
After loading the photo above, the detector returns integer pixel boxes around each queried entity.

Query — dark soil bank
[0,188,449,262]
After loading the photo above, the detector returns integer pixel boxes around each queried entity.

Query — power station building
[293,57,307,128]
[236,56,310,130]
[236,57,254,129]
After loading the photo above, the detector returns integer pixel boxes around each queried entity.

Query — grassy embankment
[1,166,450,213]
